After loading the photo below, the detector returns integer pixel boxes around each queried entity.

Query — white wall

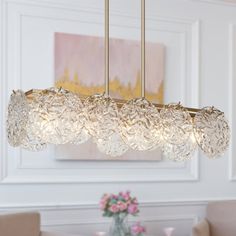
[1,0,236,236]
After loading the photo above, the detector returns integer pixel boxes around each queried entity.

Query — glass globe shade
[193,106,230,158]
[20,91,47,151]
[7,90,29,147]
[71,128,90,145]
[20,131,47,151]
[119,98,161,151]
[160,103,193,145]
[162,132,197,162]
[95,131,129,157]
[84,94,129,156]
[29,88,86,145]
[84,94,119,140]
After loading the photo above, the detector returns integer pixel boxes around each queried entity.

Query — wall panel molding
[229,24,236,181]
[0,199,235,228]
[0,199,231,235]
[5,199,235,235]
[194,0,236,6]
[0,199,210,211]
[0,0,8,182]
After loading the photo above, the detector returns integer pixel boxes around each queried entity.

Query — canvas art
[54,32,165,160]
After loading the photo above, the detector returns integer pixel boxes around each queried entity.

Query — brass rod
[141,0,145,98]
[105,0,109,96]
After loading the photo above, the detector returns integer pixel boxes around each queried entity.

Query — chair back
[207,200,236,236]
[0,212,40,236]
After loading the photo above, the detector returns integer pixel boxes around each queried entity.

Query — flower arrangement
[99,191,139,217]
[130,222,146,236]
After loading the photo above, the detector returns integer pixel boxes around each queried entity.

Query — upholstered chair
[192,200,236,236]
[0,212,77,236]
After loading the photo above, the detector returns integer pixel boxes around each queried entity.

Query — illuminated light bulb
[193,106,230,158]
[119,98,161,151]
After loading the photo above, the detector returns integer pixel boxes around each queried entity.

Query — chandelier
[6,0,230,161]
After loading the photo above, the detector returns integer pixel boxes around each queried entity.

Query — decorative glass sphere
[7,90,29,147]
[162,132,197,162]
[71,128,90,145]
[20,131,47,152]
[20,92,47,151]
[84,94,119,140]
[160,103,193,145]
[119,98,161,151]
[193,106,230,158]
[30,88,85,144]
[96,131,129,157]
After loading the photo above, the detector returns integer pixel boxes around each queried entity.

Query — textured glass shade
[193,107,230,158]
[20,131,47,151]
[96,131,129,157]
[29,88,86,144]
[160,103,193,145]
[84,94,119,140]
[162,133,197,162]
[71,128,90,145]
[20,92,47,151]
[84,94,128,156]
[119,98,161,151]
[7,90,29,147]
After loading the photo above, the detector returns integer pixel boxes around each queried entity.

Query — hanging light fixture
[6,0,230,161]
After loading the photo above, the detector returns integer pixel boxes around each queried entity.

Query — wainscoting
[0,200,207,236]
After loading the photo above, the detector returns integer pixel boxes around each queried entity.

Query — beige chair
[0,212,77,236]
[192,200,236,236]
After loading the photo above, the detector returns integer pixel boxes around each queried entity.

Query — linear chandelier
[6,0,230,161]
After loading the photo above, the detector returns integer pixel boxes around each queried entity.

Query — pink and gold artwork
[54,32,165,160]
[55,32,165,103]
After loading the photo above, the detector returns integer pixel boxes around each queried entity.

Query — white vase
[163,227,175,236]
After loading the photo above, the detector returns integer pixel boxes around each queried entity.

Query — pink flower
[99,201,107,210]
[109,204,119,213]
[133,197,138,204]
[128,204,139,215]
[131,223,146,235]
[99,194,110,210]
[121,191,131,201]
[117,201,127,211]
[111,194,118,200]
[101,194,110,202]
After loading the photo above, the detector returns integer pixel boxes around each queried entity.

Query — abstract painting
[54,32,165,160]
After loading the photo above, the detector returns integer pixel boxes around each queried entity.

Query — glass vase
[163,227,175,236]
[109,214,129,236]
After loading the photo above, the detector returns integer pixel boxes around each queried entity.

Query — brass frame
[24,89,200,116]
